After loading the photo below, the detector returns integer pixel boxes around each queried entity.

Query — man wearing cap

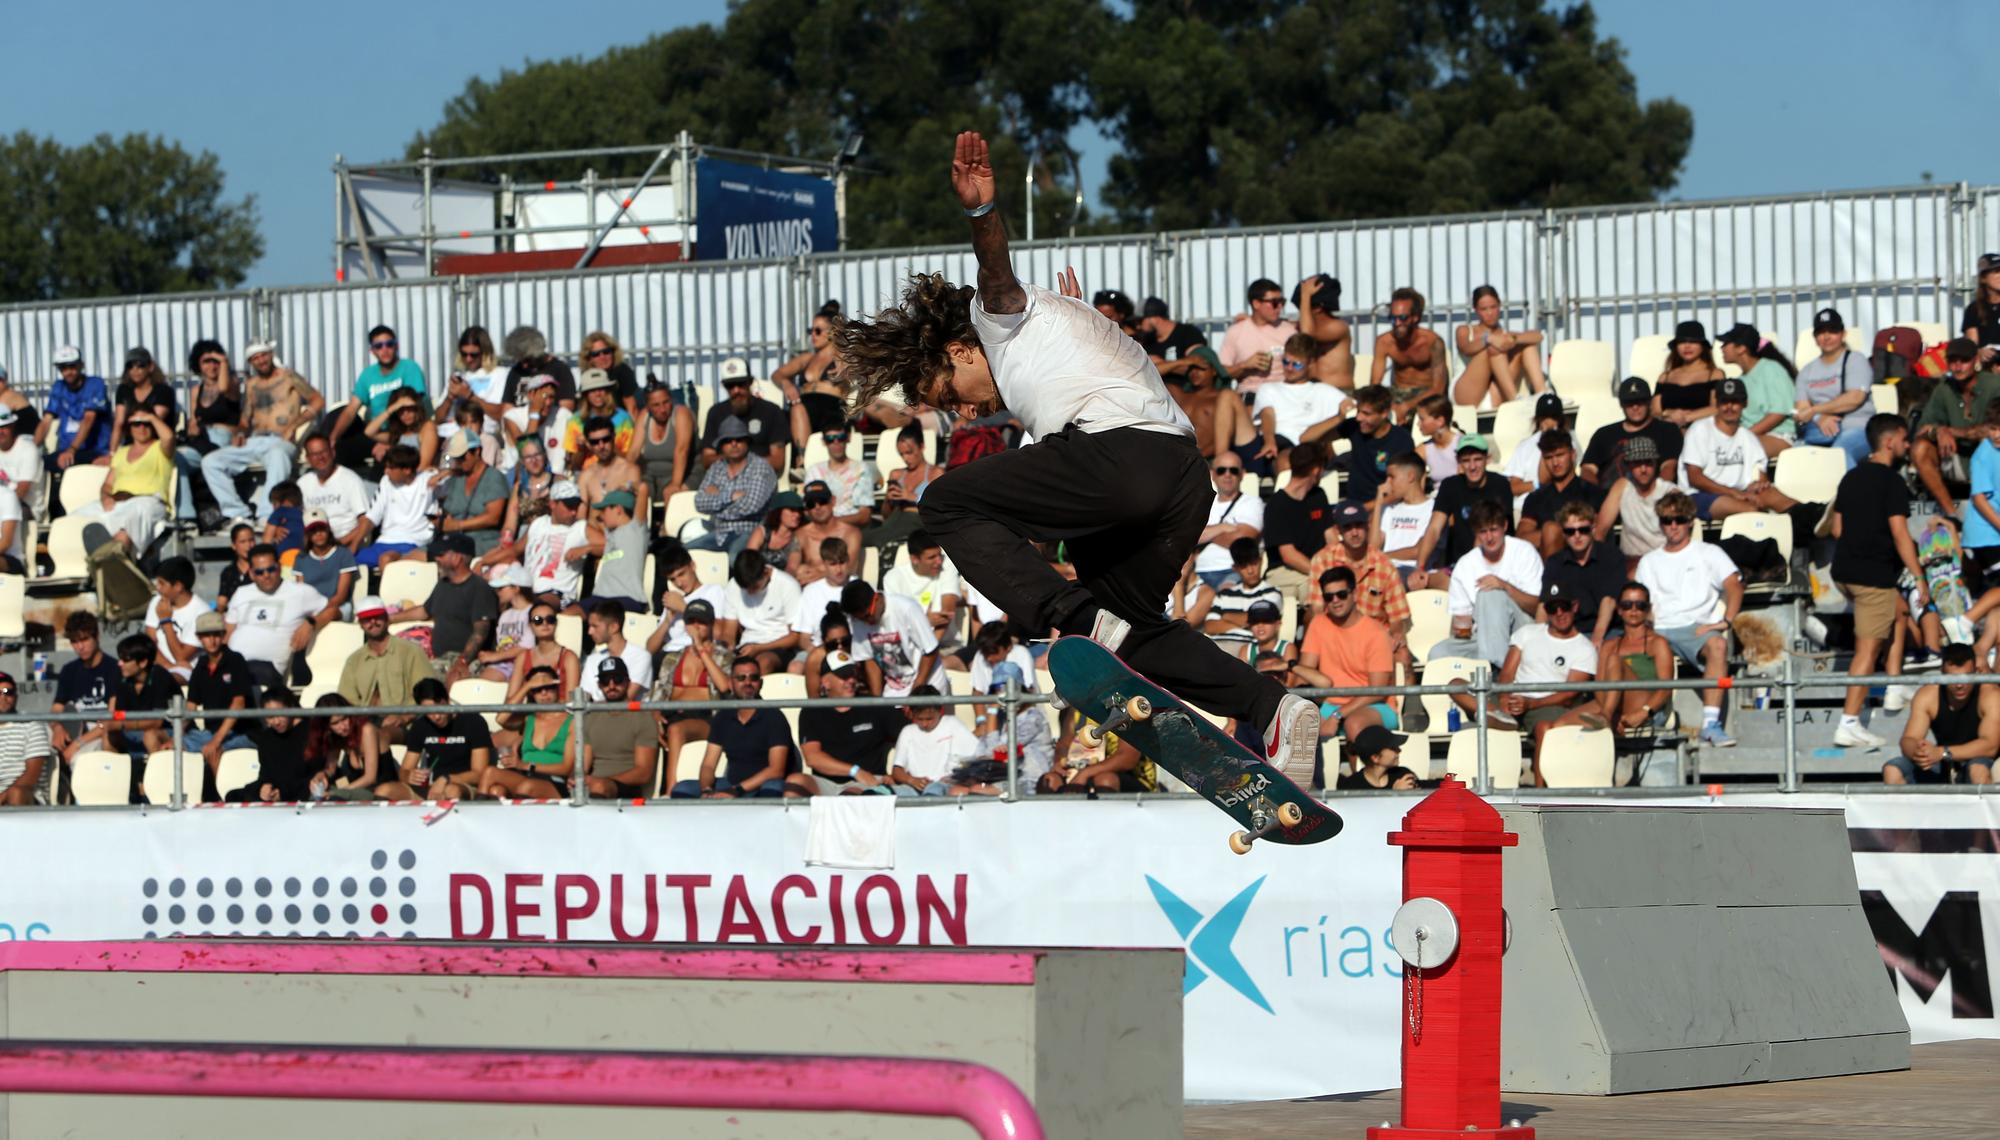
[390,534,499,684]
[1309,499,1411,654]
[563,370,637,467]
[800,652,902,794]
[803,426,878,528]
[1682,377,1801,523]
[1414,433,1513,575]
[144,556,213,683]
[1636,489,1744,748]
[1793,307,1876,465]
[0,404,43,520]
[1219,278,1295,394]
[1136,296,1208,378]
[1909,338,2000,515]
[1501,393,1569,497]
[580,599,655,699]
[700,359,787,474]
[1430,499,1543,670]
[503,479,587,606]
[38,345,111,472]
[502,373,574,475]
[578,489,649,613]
[224,543,331,690]
[182,611,256,786]
[690,417,776,558]
[1517,429,1604,556]
[293,509,359,620]
[199,343,322,526]
[1592,434,1676,565]
[432,430,508,557]
[336,595,432,732]
[331,324,428,472]
[1580,377,1683,486]
[1453,580,1604,783]
[582,656,660,798]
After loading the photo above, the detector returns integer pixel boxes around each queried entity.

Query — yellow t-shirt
[110,442,174,503]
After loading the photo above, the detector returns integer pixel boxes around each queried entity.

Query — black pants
[920,426,1286,731]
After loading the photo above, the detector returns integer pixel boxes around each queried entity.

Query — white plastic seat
[300,621,364,705]
[378,560,439,608]
[944,669,977,728]
[1536,726,1615,788]
[1445,727,1522,790]
[1773,445,1846,504]
[1719,511,1793,563]
[449,678,509,732]
[69,751,131,805]
[673,739,709,785]
[622,610,655,649]
[862,546,881,585]
[1489,399,1537,461]
[141,750,203,805]
[214,750,261,799]
[801,433,833,471]
[760,673,806,702]
[1353,353,1374,385]
[40,515,92,585]
[1417,655,1488,733]
[0,573,24,642]
[1547,339,1615,396]
[57,464,109,514]
[554,613,584,656]
[1316,469,1341,503]
[662,490,701,542]
[1624,334,1672,383]
[1870,384,1898,418]
[1792,327,1869,372]
[1405,590,1450,661]
[1901,321,1949,347]
[690,549,730,587]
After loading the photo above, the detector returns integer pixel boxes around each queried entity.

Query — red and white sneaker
[1264,693,1320,785]
[1087,609,1131,653]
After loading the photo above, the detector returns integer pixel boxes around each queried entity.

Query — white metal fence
[0,182,1982,406]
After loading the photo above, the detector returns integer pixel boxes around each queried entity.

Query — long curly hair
[832,273,978,411]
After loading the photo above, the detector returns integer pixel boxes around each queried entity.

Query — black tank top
[1932,684,1986,749]
[1658,378,1715,412]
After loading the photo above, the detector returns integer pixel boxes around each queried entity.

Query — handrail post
[569,688,590,806]
[1781,649,1799,793]
[1473,665,1492,795]
[1003,676,1020,801]
[169,695,187,810]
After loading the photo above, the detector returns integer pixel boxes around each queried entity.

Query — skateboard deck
[1047,636,1341,851]
[1916,516,1973,644]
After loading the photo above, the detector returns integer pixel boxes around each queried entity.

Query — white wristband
[964,201,996,218]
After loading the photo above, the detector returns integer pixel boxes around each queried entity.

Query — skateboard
[1915,516,1974,644]
[1046,636,1342,853]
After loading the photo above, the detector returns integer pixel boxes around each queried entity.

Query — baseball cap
[1948,337,1979,362]
[1454,433,1491,456]
[1617,377,1653,405]
[1980,252,2000,275]
[1813,307,1845,334]
[802,480,834,505]
[719,358,751,385]
[0,408,18,430]
[1541,579,1576,604]
[1246,600,1282,624]
[768,490,804,510]
[244,341,276,358]
[429,533,475,559]
[1716,377,1748,404]
[683,599,717,624]
[596,655,631,682]
[1329,500,1369,528]
[550,480,582,503]
[521,373,558,393]
[353,596,389,621]
[600,489,637,512]
[52,346,81,367]
[491,564,531,589]
[1623,435,1661,464]
[986,661,1026,695]
[579,367,614,393]
[123,346,154,369]
[716,415,751,441]
[823,650,863,679]
[445,432,475,459]
[1350,723,1407,759]
[303,508,331,533]
[195,611,228,634]
[1534,393,1565,422]
[1717,323,1760,350]
[1186,345,1228,383]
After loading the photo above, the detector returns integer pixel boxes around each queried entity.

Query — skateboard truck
[1229,800,1307,855]
[1077,695,1153,748]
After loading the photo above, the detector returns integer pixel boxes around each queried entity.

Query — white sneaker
[1087,610,1131,654]
[1263,693,1320,785]
[1883,685,1912,714]
[1833,722,1886,749]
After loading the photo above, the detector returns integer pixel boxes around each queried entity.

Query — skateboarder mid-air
[833,131,1320,785]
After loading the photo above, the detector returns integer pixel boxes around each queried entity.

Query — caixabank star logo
[1146,874,1274,1014]
[139,848,422,938]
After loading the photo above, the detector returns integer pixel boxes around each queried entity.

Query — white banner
[1,793,1993,1099]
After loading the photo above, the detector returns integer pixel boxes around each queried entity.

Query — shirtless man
[1369,287,1449,424]
[1294,275,1355,392]
[202,344,324,524]
[1171,346,1259,466]
[795,479,865,586]
[575,415,650,522]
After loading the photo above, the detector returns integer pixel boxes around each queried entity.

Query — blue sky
[5,0,1991,290]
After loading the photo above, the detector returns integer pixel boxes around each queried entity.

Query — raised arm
[952,132,1026,315]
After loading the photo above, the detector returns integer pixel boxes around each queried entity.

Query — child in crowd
[262,481,305,565]
[479,565,536,680]
[1414,395,1462,484]
[216,522,257,611]
[1375,452,1436,585]
[355,445,434,569]
[1335,723,1419,790]
[890,683,981,796]
[970,662,1052,791]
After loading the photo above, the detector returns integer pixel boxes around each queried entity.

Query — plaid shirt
[693,456,777,540]
[1307,544,1410,628]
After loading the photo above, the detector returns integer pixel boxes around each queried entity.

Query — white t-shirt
[972,284,1193,441]
[655,583,730,653]
[1508,624,1598,699]
[804,458,879,517]
[0,485,19,566]
[1253,381,1348,445]
[501,406,573,475]
[299,466,371,539]
[728,568,802,646]
[523,514,578,597]
[964,581,1005,627]
[225,579,327,670]
[0,437,44,516]
[580,640,655,700]
[893,718,982,782]
[1194,492,1265,575]
[1504,430,1544,488]
[1680,418,1767,492]
[852,592,944,698]
[1379,499,1434,567]
[1446,536,1544,619]
[967,644,1039,693]
[1635,541,1739,630]
[793,575,852,645]
[145,593,213,681]
[364,477,434,546]
[882,563,962,615]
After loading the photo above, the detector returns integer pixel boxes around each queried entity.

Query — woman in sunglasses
[482,666,574,801]
[500,437,554,544]
[578,331,640,422]
[496,601,579,701]
[803,606,881,698]
[364,388,438,472]
[656,598,735,779]
[1599,581,1674,740]
[773,302,853,459]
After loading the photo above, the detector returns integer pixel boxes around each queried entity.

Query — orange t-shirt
[1300,612,1392,688]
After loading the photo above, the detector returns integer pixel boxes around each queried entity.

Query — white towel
[804,794,897,869]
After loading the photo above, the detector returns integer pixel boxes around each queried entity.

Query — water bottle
[1447,707,1462,733]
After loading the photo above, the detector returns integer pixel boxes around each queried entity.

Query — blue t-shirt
[707,707,795,786]
[1967,440,2000,550]
[267,506,305,555]
[47,375,112,455]
[353,359,428,418]
[294,544,358,605]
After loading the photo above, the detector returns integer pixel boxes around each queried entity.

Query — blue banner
[695,157,838,262]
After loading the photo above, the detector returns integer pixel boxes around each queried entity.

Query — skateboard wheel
[1228,831,1254,856]
[1276,802,1304,827]
[1077,723,1104,748]
[1126,695,1154,722]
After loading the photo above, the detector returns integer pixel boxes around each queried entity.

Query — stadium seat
[554,613,583,656]
[1277,601,1298,648]
[57,464,109,514]
[944,669,977,728]
[1901,321,1949,347]
[1417,655,1488,730]
[214,750,261,799]
[1450,402,1478,435]
[1624,334,1672,383]
[862,546,881,585]
[1034,667,1055,698]
[449,678,509,733]
[378,560,439,609]
[662,491,701,543]
[141,750,203,806]
[1547,339,1615,395]
[1353,353,1374,384]
[690,549,729,587]
[761,673,805,702]
[1240,473,1262,498]
[1316,469,1340,503]
[1791,327,1869,371]
[68,751,131,806]
[300,621,364,705]
[1569,393,1622,457]
[0,573,25,667]
[1773,446,1846,504]
[1405,590,1450,660]
[1536,726,1615,788]
[1720,510,1794,563]
[622,610,654,649]
[801,433,833,471]
[673,739,708,785]
[1489,399,1537,460]
[40,515,92,585]
[1446,727,1523,790]
[1871,384,1898,417]
[639,554,655,612]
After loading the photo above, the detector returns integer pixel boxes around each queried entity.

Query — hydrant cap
[1386,776,1519,849]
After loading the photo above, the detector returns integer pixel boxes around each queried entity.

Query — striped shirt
[0,722,51,800]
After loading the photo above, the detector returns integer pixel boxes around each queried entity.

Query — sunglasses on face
[530,614,557,626]
[809,326,830,336]
[1618,599,1651,611]
[732,674,762,685]
[1212,465,1241,475]
[251,566,281,577]
[804,494,833,506]
[824,636,852,650]
[370,339,396,349]
[1390,313,1418,323]
[825,432,849,442]
[587,347,614,358]
[588,436,613,446]
[459,348,482,358]
[0,688,16,697]
[1659,515,1693,526]
[1281,358,1307,370]
[1562,525,1592,536]
[1322,589,1352,602]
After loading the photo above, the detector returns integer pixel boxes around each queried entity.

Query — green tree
[0,132,263,303]
[1092,0,1692,229]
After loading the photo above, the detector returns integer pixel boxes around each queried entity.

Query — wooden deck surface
[1186,1040,1993,1140]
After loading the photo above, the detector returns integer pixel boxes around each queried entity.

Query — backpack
[946,425,1008,469]
[1871,327,1924,384]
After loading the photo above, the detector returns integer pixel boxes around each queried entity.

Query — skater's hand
[950,131,997,211]
[1056,266,1082,300]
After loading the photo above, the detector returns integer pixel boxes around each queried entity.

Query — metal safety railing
[15,661,1998,811]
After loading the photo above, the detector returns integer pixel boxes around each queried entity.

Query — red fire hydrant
[1368,776,1533,1139]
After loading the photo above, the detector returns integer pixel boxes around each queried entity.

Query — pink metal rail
[0,1040,1045,1140]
